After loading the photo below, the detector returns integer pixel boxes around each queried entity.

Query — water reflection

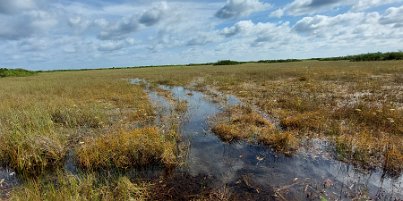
[144,81,402,200]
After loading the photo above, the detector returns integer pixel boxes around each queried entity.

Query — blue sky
[0,0,402,70]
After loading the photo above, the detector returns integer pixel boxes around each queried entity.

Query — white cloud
[292,10,403,46]
[0,0,402,69]
[276,0,402,16]
[97,16,139,40]
[270,9,285,18]
[68,16,91,30]
[139,2,168,26]
[379,5,403,26]
[284,0,347,16]
[353,0,401,10]
[97,40,127,51]
[221,20,255,37]
[0,10,57,40]
[0,0,37,14]
[215,0,270,19]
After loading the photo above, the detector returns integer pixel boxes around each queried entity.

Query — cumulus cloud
[0,10,56,40]
[186,32,221,46]
[97,40,126,51]
[139,2,168,26]
[97,16,139,40]
[291,10,402,47]
[0,0,402,69]
[0,0,37,14]
[293,12,365,34]
[68,16,91,30]
[97,38,136,52]
[221,20,255,37]
[96,2,171,40]
[270,9,285,18]
[224,20,297,44]
[0,19,32,40]
[275,0,401,17]
[379,5,403,26]
[215,0,269,19]
[353,0,401,10]
[283,0,347,16]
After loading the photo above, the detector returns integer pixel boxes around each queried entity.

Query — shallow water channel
[135,79,403,201]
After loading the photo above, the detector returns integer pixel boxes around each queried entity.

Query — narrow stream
[136,79,403,201]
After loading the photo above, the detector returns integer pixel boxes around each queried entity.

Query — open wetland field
[0,60,402,200]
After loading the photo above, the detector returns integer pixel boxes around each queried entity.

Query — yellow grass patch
[76,127,177,169]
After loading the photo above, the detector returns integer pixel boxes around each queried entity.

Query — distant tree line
[312,52,403,62]
[0,68,36,78]
[212,52,403,66]
[213,60,243,65]
[257,59,302,63]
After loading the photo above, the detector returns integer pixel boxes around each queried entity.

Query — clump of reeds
[212,124,240,141]
[212,106,299,154]
[335,131,403,174]
[175,100,188,113]
[75,127,177,169]
[10,172,150,201]
[280,111,326,132]
[0,134,66,176]
[258,131,299,155]
[51,106,106,128]
[0,109,66,176]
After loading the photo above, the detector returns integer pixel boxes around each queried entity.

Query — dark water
[142,81,403,201]
[0,167,17,199]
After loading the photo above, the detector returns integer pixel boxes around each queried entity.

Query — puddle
[137,80,403,200]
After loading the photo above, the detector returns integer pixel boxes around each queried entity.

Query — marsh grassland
[0,60,402,200]
[132,60,403,175]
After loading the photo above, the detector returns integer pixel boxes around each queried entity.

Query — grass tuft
[75,127,177,169]
[10,172,149,201]
[212,106,299,154]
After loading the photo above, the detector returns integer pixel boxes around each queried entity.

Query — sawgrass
[122,60,402,173]
[76,127,177,169]
[10,172,149,201]
[212,106,298,154]
[0,71,156,176]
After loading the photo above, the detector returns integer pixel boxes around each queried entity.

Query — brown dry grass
[10,172,150,201]
[1,60,402,199]
[125,60,402,173]
[212,106,298,154]
[0,70,178,200]
[76,127,177,169]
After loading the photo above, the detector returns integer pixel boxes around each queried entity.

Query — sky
[0,0,402,70]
